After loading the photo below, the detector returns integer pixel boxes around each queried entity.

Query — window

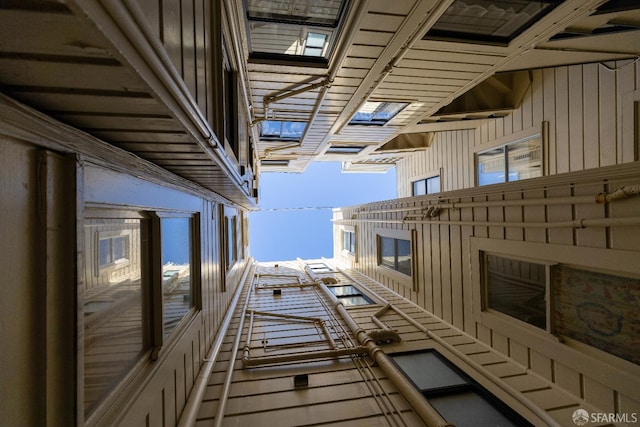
[392,351,532,426]
[222,205,239,272]
[379,236,412,276]
[307,262,333,273]
[260,159,290,166]
[343,230,356,254]
[98,235,129,267]
[260,120,306,141]
[84,215,146,417]
[412,175,441,196]
[349,101,409,125]
[328,284,374,306]
[476,134,542,185]
[484,254,548,330]
[246,0,347,62]
[326,145,365,154]
[424,0,561,45]
[159,216,194,339]
[472,238,640,367]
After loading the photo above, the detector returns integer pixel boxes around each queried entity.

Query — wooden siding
[334,162,640,421]
[396,61,640,198]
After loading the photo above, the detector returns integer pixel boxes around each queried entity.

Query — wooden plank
[554,67,570,174]
[617,59,637,164]
[568,65,584,172]
[599,62,617,166]
[582,64,600,170]
[162,0,183,74]
[542,68,557,175]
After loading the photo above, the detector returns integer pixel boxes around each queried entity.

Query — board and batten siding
[396,60,640,198]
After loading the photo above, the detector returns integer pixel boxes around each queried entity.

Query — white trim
[374,227,417,290]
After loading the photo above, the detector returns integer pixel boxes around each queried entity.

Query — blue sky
[250,162,396,262]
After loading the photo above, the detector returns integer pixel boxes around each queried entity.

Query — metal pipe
[314,281,453,427]
[336,216,640,229]
[335,266,561,427]
[243,347,368,367]
[212,272,256,427]
[177,262,254,427]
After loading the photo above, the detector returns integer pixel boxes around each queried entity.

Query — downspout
[302,265,452,427]
[177,261,254,427]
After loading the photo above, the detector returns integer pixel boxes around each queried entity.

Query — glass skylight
[350,102,409,125]
[260,120,307,141]
[425,0,560,44]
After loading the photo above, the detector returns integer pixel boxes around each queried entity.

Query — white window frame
[473,123,548,187]
[340,225,358,263]
[470,236,640,376]
[375,227,417,290]
[411,167,443,196]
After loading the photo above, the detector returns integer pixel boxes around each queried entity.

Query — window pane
[329,285,361,297]
[340,296,372,306]
[397,238,412,276]
[380,236,396,269]
[486,255,546,329]
[161,217,192,338]
[84,218,144,416]
[507,136,542,181]
[112,236,128,261]
[371,102,408,121]
[429,390,518,427]
[247,0,344,26]
[261,120,281,137]
[413,179,427,196]
[477,147,505,185]
[349,232,356,253]
[427,176,440,194]
[392,352,468,391]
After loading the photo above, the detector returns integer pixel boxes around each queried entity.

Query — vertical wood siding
[396,61,640,198]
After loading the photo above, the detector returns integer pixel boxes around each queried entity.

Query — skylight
[260,120,306,141]
[246,0,347,62]
[424,0,560,44]
[349,102,409,125]
[326,145,365,154]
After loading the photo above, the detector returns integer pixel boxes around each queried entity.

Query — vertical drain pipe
[212,274,256,427]
[314,280,453,427]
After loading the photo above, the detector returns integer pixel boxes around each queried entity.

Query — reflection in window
[477,135,542,185]
[225,214,237,269]
[379,236,412,276]
[350,101,409,125]
[328,284,373,306]
[392,351,531,426]
[412,175,441,196]
[161,217,192,338]
[485,254,547,330]
[84,217,144,417]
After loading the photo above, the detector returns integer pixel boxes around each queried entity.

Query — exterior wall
[0,103,250,426]
[396,60,640,197]
[334,61,640,418]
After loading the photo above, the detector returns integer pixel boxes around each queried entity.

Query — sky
[249,161,397,262]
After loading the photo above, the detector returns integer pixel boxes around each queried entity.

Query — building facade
[1,0,640,426]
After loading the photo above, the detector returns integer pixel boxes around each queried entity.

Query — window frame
[326,145,366,154]
[245,0,349,64]
[327,283,375,307]
[411,169,443,196]
[375,227,417,290]
[473,123,547,187]
[391,350,533,426]
[259,120,307,142]
[340,225,357,262]
[471,237,640,374]
[423,0,562,46]
[349,101,409,126]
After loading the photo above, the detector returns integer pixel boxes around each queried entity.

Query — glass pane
[397,238,412,276]
[349,232,356,253]
[507,136,542,181]
[261,120,282,137]
[413,179,427,196]
[429,390,518,427]
[306,32,326,48]
[329,285,361,297]
[427,176,440,194]
[161,217,192,338]
[429,0,555,40]
[340,296,371,306]
[280,121,306,139]
[477,147,505,185]
[112,236,127,261]
[98,238,111,266]
[392,352,468,391]
[486,255,546,329]
[84,218,144,416]
[247,0,344,26]
[371,102,408,121]
[380,236,396,269]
